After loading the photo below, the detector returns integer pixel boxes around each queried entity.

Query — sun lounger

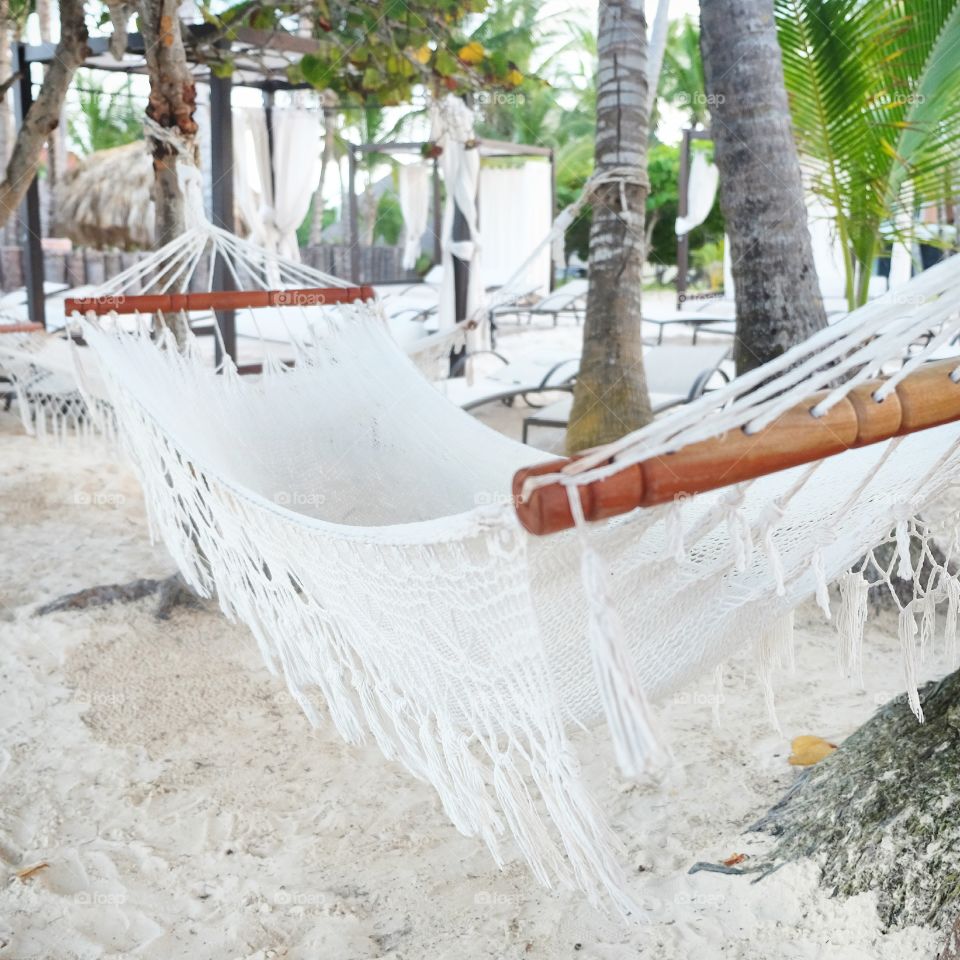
[438,353,580,411]
[493,279,589,327]
[521,343,732,443]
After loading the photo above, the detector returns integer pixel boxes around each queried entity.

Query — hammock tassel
[723,489,754,572]
[712,664,724,728]
[664,500,686,563]
[568,487,664,777]
[836,571,868,686]
[756,617,791,735]
[758,502,787,596]
[581,546,665,777]
[811,549,832,619]
[895,516,914,580]
[920,590,937,664]
[944,577,960,667]
[899,604,924,722]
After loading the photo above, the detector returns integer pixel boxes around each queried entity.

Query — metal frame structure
[676,126,715,308]
[345,138,556,321]
[11,25,320,342]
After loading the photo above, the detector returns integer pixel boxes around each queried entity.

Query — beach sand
[0,318,948,959]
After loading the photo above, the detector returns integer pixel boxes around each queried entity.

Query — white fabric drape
[399,163,431,270]
[432,95,481,331]
[272,110,323,260]
[479,161,552,295]
[675,151,719,236]
[232,107,323,261]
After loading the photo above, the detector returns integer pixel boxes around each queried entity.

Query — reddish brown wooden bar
[65,286,376,317]
[513,358,960,536]
[0,322,45,334]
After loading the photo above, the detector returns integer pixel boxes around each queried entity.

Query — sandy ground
[0,312,950,959]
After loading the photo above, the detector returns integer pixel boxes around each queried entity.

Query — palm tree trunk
[700,0,827,375]
[566,0,653,454]
[138,0,199,248]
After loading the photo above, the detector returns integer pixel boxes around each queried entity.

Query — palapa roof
[55,141,154,250]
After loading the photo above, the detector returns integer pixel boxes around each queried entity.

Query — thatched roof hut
[55,141,155,250]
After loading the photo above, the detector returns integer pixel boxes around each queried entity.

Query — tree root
[35,572,202,620]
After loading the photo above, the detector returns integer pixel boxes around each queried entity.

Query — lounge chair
[438,353,580,411]
[521,343,732,443]
[493,279,589,327]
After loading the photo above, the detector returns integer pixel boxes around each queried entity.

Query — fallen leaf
[722,853,747,867]
[16,862,48,881]
[788,734,837,766]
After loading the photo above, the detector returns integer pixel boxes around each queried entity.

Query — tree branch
[0,0,88,228]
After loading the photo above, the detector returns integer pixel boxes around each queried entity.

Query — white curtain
[399,163,431,270]
[272,110,323,260]
[232,108,271,247]
[232,107,323,261]
[432,95,481,331]
[676,151,719,236]
[479,161,552,294]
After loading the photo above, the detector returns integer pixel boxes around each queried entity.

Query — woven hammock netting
[5,141,960,909]
[53,217,960,911]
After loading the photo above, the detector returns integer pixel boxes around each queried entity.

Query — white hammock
[66,218,960,911]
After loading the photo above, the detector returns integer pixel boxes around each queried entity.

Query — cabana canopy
[12,25,328,334]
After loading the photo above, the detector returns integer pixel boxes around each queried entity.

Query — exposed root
[35,572,202,620]
[155,572,203,619]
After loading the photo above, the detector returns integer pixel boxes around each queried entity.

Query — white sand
[0,318,947,958]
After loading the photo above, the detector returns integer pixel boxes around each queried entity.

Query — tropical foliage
[776,0,960,306]
[655,16,709,131]
[67,74,143,155]
[206,0,527,106]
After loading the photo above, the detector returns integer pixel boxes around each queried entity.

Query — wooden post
[262,87,276,201]
[549,148,557,291]
[210,68,235,364]
[432,155,442,266]
[676,127,691,310]
[347,147,360,282]
[12,43,45,330]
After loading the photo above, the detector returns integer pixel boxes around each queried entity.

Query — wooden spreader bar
[0,322,44,334]
[65,286,375,317]
[513,357,960,536]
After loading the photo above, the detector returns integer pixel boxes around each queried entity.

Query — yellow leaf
[788,734,837,766]
[458,41,485,65]
[506,68,524,86]
[413,45,431,65]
